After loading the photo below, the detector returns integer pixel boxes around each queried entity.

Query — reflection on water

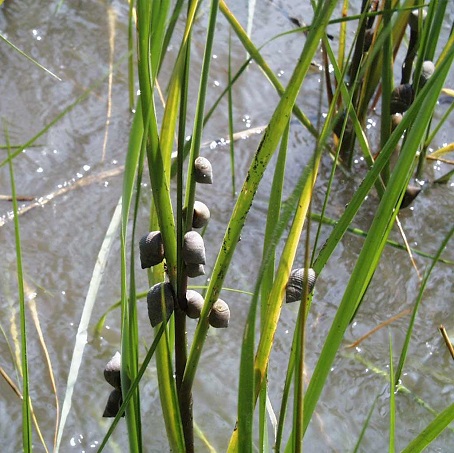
[0,1,453,451]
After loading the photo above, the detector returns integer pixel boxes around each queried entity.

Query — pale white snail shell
[139,231,165,269]
[208,299,230,328]
[194,156,213,184]
[147,282,175,327]
[104,351,121,389]
[182,231,206,264]
[186,263,205,278]
[286,268,317,303]
[185,290,204,319]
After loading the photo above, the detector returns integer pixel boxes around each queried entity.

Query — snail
[185,290,204,319]
[208,299,230,328]
[194,156,213,184]
[103,388,124,418]
[417,60,435,88]
[182,231,206,264]
[391,113,403,130]
[390,83,414,115]
[186,263,205,278]
[139,231,164,269]
[408,9,427,32]
[147,282,175,327]
[286,268,317,303]
[104,351,121,390]
[400,184,422,209]
[183,201,211,229]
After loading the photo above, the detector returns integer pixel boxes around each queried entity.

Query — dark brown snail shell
[185,290,204,319]
[139,231,164,269]
[182,231,206,265]
[390,84,414,114]
[286,268,317,303]
[194,156,213,184]
[147,282,175,327]
[208,299,230,328]
[103,388,125,418]
[104,351,121,389]
[186,263,205,278]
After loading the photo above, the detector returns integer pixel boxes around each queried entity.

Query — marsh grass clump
[3,1,453,452]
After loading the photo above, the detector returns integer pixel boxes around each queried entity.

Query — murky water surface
[0,1,453,451]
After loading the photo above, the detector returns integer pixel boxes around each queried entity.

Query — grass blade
[401,403,454,453]
[6,127,32,451]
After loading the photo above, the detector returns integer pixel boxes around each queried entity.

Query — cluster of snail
[102,351,124,418]
[139,156,231,329]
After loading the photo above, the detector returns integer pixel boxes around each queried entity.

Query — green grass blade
[0,32,61,81]
[401,403,454,453]
[352,397,378,453]
[389,333,395,453]
[6,127,32,451]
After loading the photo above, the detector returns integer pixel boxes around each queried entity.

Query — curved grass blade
[55,197,122,452]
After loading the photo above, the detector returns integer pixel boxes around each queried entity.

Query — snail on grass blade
[194,156,213,184]
[139,231,164,269]
[286,268,317,303]
[182,231,206,265]
[104,351,121,390]
[390,83,414,115]
[208,299,230,328]
[147,282,175,327]
[103,388,125,418]
[186,263,205,278]
[185,290,205,319]
[183,200,211,229]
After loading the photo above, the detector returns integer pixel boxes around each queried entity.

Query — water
[0,1,453,451]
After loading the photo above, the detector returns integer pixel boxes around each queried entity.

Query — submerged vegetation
[1,0,453,451]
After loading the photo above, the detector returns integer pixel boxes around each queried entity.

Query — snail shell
[400,184,422,209]
[390,83,414,114]
[182,231,206,264]
[103,388,125,418]
[408,9,427,32]
[139,231,164,269]
[147,282,175,327]
[286,268,317,303]
[104,351,121,389]
[185,290,204,319]
[183,201,211,229]
[417,60,435,87]
[208,299,230,328]
[194,156,213,184]
[186,263,205,278]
